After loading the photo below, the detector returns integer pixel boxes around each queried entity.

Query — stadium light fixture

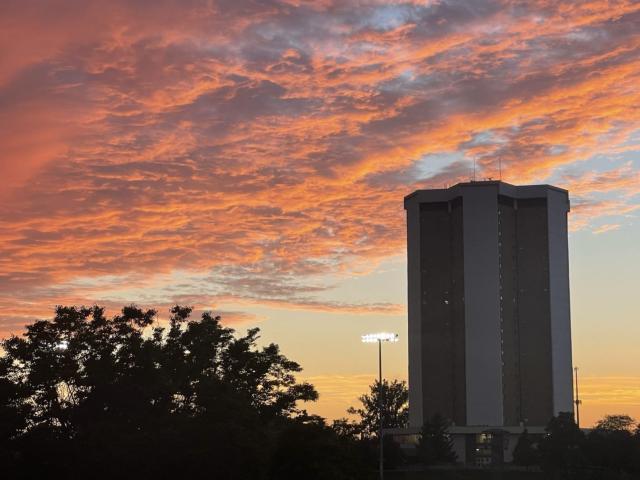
[361,331,398,480]
[361,332,399,343]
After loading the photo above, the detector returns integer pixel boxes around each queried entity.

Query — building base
[386,425,546,467]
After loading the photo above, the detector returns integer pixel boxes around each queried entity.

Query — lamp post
[362,332,398,480]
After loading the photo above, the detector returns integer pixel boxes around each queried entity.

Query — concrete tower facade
[404,181,573,429]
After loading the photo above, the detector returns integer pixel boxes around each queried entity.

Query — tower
[404,181,573,428]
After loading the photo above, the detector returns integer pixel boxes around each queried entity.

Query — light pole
[362,332,398,480]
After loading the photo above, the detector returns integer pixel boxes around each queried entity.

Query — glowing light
[361,332,399,343]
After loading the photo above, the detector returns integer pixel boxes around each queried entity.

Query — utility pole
[574,366,582,428]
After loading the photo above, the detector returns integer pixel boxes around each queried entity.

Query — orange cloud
[0,0,639,337]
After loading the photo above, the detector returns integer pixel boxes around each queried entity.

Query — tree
[347,379,409,438]
[270,415,374,480]
[332,417,363,440]
[0,356,29,471]
[416,413,457,465]
[584,414,639,474]
[512,429,539,466]
[343,380,409,470]
[594,414,636,432]
[0,305,319,479]
[538,412,585,475]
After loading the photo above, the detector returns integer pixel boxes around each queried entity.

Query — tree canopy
[538,411,585,473]
[417,413,457,466]
[347,379,409,438]
[6,306,640,478]
[0,305,375,479]
[594,414,636,433]
[512,429,539,467]
[535,412,640,477]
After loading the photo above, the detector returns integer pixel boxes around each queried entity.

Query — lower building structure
[386,425,545,466]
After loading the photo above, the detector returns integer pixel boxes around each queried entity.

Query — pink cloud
[592,223,622,235]
[1,0,639,334]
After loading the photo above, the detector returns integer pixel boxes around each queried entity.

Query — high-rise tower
[404,181,573,429]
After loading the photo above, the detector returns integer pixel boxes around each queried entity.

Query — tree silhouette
[332,417,363,439]
[270,415,373,480]
[347,379,408,438]
[416,413,457,465]
[584,414,639,475]
[538,411,585,475]
[594,414,636,432]
[0,305,321,479]
[512,429,539,466]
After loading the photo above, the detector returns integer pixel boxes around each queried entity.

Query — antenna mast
[499,156,502,181]
[574,366,582,428]
[473,157,476,181]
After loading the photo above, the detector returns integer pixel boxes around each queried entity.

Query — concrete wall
[406,200,424,428]
[462,185,503,426]
[547,189,574,415]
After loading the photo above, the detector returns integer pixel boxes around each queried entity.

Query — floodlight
[361,331,398,480]
[361,332,398,343]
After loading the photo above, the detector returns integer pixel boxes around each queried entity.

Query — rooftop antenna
[499,156,502,181]
[574,366,582,428]
[473,157,476,182]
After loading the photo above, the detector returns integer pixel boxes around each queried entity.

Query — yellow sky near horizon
[300,374,640,429]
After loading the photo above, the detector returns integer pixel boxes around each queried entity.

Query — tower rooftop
[404,180,569,210]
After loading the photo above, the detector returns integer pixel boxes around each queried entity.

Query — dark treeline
[513,412,640,479]
[2,306,640,479]
[0,305,380,479]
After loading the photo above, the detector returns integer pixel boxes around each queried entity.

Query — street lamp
[362,332,398,480]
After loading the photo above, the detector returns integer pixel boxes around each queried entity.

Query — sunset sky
[1,0,639,427]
